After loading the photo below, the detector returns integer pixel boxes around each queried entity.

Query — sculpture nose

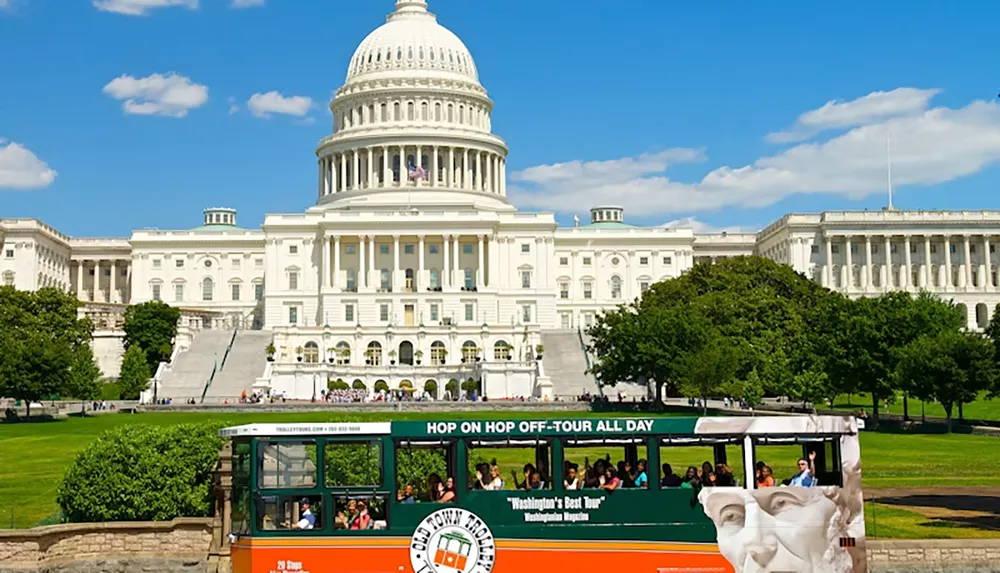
[746,534,779,568]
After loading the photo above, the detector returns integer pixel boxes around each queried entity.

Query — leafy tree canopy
[123,301,181,372]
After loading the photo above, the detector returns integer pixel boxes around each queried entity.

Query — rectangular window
[257,441,317,489]
[152,259,161,268]
[255,259,264,268]
[430,244,439,254]
[89,269,95,276]
[464,269,474,289]
[4,249,13,258]
[559,257,568,266]
[380,304,389,322]
[521,305,532,323]
[910,244,918,254]
[430,303,439,322]
[639,256,649,265]
[257,494,324,532]
[811,245,819,254]
[662,256,672,265]
[346,245,356,255]
[463,244,473,254]
[950,244,956,254]
[232,258,241,269]
[151,284,161,301]
[872,245,879,254]
[289,245,298,255]
[231,283,240,301]
[380,245,390,255]
[850,244,858,255]
[174,283,184,301]
[254,283,264,301]
[289,307,298,324]
[324,442,382,487]
[971,245,978,254]
[175,259,184,268]
[559,282,569,299]
[289,272,299,290]
[930,245,938,254]
[465,303,474,321]
[583,282,593,299]
[640,281,650,292]
[345,304,355,323]
[521,270,531,288]
[521,243,530,253]
[582,257,592,266]
[404,244,415,255]
[832,245,840,254]
[890,244,898,254]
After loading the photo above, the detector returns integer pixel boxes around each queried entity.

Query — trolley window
[257,440,318,489]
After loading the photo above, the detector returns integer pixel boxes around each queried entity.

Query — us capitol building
[3,0,1000,400]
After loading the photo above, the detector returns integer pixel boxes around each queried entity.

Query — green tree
[58,422,225,522]
[677,333,741,413]
[983,302,1000,365]
[896,330,999,432]
[118,343,152,400]
[65,344,103,414]
[741,369,764,407]
[123,301,181,372]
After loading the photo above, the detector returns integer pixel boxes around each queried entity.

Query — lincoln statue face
[701,485,856,572]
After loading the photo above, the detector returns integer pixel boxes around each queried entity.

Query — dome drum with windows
[314,0,510,212]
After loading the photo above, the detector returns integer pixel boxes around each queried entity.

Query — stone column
[416,145,423,187]
[382,146,390,187]
[358,236,367,289]
[477,234,486,288]
[986,236,993,290]
[322,236,331,288]
[475,151,483,190]
[923,236,932,288]
[448,147,455,188]
[339,153,347,192]
[944,236,952,289]
[93,260,101,302]
[418,235,425,290]
[462,149,469,189]
[864,236,873,289]
[500,158,506,195]
[330,156,337,193]
[963,235,972,289]
[903,235,912,289]
[317,158,324,197]
[125,263,132,304]
[333,236,341,289]
[76,260,84,298]
[367,148,374,189]
[845,237,853,290]
[368,235,376,289]
[486,153,492,192]
[352,150,360,189]
[431,146,439,188]
[110,260,117,302]
[883,236,891,290]
[452,235,460,287]
[824,235,833,287]
[443,235,451,288]
[393,235,401,291]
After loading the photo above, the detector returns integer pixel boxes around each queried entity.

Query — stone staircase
[206,331,272,399]
[540,329,600,397]
[156,330,234,401]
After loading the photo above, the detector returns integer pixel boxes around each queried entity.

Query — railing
[577,326,603,395]
[199,361,218,404]
[219,327,238,371]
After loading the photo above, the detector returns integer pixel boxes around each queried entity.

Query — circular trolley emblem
[409,508,496,573]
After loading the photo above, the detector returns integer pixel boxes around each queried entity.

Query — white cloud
[0,140,57,190]
[93,0,197,16]
[662,217,754,234]
[767,87,940,143]
[247,91,314,118]
[230,0,263,7]
[0,0,11,10]
[509,90,1000,218]
[103,73,208,117]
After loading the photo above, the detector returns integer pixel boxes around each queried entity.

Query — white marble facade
[4,0,1000,389]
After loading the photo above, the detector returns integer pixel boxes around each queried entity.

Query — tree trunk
[847,394,852,406]
[921,402,925,423]
[25,401,30,419]
[958,402,965,421]
[870,394,880,429]
[702,395,708,415]
[903,395,909,422]
[943,404,953,433]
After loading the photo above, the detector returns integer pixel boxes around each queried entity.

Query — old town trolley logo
[409,508,496,573]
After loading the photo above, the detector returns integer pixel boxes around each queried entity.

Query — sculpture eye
[718,504,745,527]
[762,492,803,515]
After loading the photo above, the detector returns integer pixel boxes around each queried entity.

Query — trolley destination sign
[409,418,687,438]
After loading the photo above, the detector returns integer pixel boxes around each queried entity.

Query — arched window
[336,341,351,365]
[368,104,375,124]
[392,154,401,182]
[352,379,366,390]
[493,340,511,361]
[202,277,214,301]
[430,341,446,365]
[459,105,465,124]
[418,47,424,60]
[461,340,478,362]
[304,342,320,364]
[380,103,387,122]
[447,103,454,123]
[610,276,622,299]
[430,268,440,290]
[393,101,401,121]
[2,271,15,286]
[399,341,414,365]
[407,101,414,121]
[421,101,428,121]
[380,269,391,290]
[366,341,383,366]
[434,102,442,121]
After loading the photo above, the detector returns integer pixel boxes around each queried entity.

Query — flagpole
[886,127,894,210]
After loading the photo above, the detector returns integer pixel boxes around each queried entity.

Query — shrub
[57,421,226,523]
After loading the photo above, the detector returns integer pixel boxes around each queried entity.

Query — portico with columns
[71,256,132,304]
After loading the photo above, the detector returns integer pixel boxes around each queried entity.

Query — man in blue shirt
[293,498,316,529]
[789,451,817,487]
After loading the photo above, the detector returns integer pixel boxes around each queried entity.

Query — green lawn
[2,410,999,537]
[865,503,1000,540]
[829,392,1000,422]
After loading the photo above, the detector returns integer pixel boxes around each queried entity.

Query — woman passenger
[564,463,581,490]
[601,467,621,491]
[681,466,700,489]
[428,473,443,502]
[440,477,457,502]
[476,465,504,490]
[351,500,371,530]
[715,464,735,487]
[757,465,776,488]
[701,461,713,481]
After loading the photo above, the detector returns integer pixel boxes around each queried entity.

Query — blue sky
[2,0,1000,237]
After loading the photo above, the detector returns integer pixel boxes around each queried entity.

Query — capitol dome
[346,0,480,86]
